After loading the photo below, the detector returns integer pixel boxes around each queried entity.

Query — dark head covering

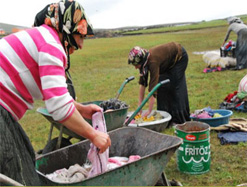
[128,46,149,66]
[34,0,94,72]
[34,0,94,50]
[227,17,243,24]
[128,46,150,83]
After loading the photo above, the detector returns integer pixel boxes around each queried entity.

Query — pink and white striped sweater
[0,25,75,122]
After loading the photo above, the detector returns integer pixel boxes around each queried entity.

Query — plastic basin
[190,109,233,127]
[127,110,171,132]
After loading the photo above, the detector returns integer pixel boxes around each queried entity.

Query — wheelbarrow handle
[124,79,170,126]
[0,173,23,186]
[126,76,135,82]
[115,76,135,100]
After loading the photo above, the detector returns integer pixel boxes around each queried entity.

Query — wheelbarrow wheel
[42,137,72,154]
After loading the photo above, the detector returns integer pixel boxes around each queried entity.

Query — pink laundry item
[108,157,125,166]
[108,155,141,167]
[196,112,212,119]
[191,112,212,119]
[107,155,141,170]
[128,155,141,163]
[87,110,109,178]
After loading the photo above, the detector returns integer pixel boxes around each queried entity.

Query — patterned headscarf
[128,46,149,66]
[34,0,94,50]
[128,46,150,81]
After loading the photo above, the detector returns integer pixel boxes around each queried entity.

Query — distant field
[121,15,247,35]
[20,18,247,186]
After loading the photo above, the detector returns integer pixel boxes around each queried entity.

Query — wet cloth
[157,47,190,124]
[87,110,109,178]
[0,106,41,186]
[190,107,222,119]
[218,132,247,145]
[46,163,91,183]
[107,155,141,170]
[45,155,142,183]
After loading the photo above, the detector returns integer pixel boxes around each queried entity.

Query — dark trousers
[236,28,247,69]
[157,47,190,124]
[0,106,41,186]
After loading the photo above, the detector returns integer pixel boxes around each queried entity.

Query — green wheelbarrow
[36,127,182,186]
[37,103,129,151]
[37,76,135,154]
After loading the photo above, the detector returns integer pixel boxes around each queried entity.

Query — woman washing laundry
[222,17,247,70]
[128,42,190,125]
[0,0,111,185]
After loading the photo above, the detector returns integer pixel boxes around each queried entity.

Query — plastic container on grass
[175,121,210,174]
[190,109,233,127]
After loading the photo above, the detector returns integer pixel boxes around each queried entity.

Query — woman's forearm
[61,107,111,153]
[62,109,96,141]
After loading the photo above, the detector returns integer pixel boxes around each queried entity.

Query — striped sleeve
[38,42,75,121]
[0,25,76,121]
[35,25,76,121]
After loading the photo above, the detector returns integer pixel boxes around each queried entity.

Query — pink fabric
[109,156,141,165]
[191,112,212,119]
[87,110,109,178]
[108,158,123,166]
[128,155,141,163]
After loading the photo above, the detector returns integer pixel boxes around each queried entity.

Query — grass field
[20,18,247,186]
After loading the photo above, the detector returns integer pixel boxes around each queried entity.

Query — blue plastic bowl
[190,109,233,127]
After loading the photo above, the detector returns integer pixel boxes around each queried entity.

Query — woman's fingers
[92,131,111,154]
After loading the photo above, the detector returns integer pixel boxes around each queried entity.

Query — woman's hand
[62,108,111,153]
[91,130,111,154]
[142,110,152,117]
[74,101,102,119]
[142,95,156,117]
